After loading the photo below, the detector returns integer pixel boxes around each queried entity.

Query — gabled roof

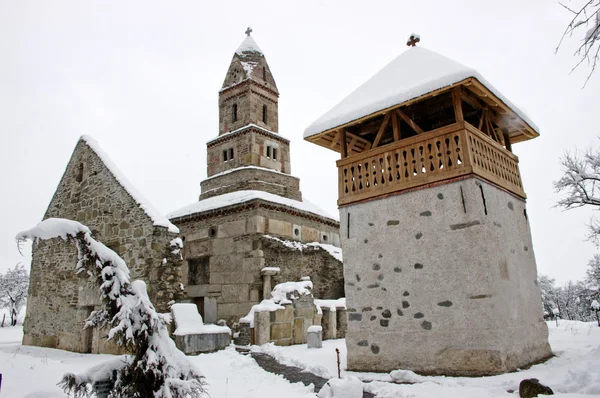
[304,46,539,139]
[81,136,179,233]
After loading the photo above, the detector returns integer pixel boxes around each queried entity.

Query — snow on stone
[202,164,287,181]
[171,303,230,336]
[15,217,91,241]
[304,46,539,139]
[314,298,346,311]
[80,136,179,233]
[241,61,258,75]
[390,369,427,384]
[307,325,322,333]
[271,280,313,303]
[235,34,263,55]
[168,190,338,222]
[206,123,282,145]
[240,300,285,327]
[261,266,280,273]
[264,235,342,261]
[317,376,363,398]
[592,300,600,311]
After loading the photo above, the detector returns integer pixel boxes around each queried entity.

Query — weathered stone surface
[341,177,552,375]
[175,332,230,354]
[307,328,322,348]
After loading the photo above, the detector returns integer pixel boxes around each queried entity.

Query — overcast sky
[1,0,598,285]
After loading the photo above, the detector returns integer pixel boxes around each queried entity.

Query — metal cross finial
[245,27,253,36]
[407,34,420,47]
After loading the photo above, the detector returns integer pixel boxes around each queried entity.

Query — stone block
[322,308,337,340]
[271,322,292,341]
[210,271,254,285]
[249,289,260,302]
[210,254,243,272]
[174,332,230,354]
[221,284,249,303]
[254,311,271,345]
[293,318,305,345]
[302,226,320,242]
[187,284,210,297]
[185,239,211,259]
[204,297,218,324]
[77,286,101,307]
[270,305,294,323]
[307,327,323,348]
[336,309,348,339]
[267,219,293,238]
[217,219,246,238]
[212,238,235,255]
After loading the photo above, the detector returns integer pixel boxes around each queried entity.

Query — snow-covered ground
[1,321,599,397]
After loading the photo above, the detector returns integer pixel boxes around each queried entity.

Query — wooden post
[335,348,341,378]
[340,129,348,158]
[503,131,512,152]
[452,88,464,123]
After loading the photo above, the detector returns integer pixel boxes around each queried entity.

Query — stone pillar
[321,308,337,340]
[254,311,271,346]
[261,267,280,299]
[336,308,347,339]
[236,320,251,346]
[204,297,218,324]
[307,325,323,349]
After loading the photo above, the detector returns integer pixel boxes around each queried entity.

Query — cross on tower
[407,34,420,47]
[245,27,253,36]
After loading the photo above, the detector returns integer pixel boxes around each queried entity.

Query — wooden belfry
[303,38,550,376]
[306,36,537,207]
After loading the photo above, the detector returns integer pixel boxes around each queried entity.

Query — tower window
[272,147,277,160]
[263,67,266,81]
[229,148,234,160]
[262,105,267,123]
[266,145,272,158]
[232,103,238,122]
[223,150,228,162]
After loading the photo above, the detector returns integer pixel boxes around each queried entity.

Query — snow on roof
[167,190,338,222]
[314,298,346,311]
[264,235,342,262]
[304,46,539,139]
[207,123,286,145]
[236,35,263,55]
[81,136,179,233]
[203,165,289,182]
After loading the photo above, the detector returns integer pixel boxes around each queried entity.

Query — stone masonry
[23,138,184,354]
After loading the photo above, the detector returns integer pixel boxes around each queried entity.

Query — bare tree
[556,0,600,85]
[0,263,29,326]
[554,148,600,244]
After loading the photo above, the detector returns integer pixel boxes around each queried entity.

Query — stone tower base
[340,177,552,375]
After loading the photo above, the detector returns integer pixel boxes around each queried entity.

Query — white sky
[1,0,598,285]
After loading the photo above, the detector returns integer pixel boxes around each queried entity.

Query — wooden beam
[329,131,339,149]
[478,108,487,131]
[396,109,425,135]
[347,135,358,153]
[452,88,464,122]
[340,128,348,158]
[391,111,400,141]
[373,112,391,148]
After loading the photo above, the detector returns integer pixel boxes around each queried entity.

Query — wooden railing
[336,122,525,206]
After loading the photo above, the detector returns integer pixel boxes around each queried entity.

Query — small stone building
[304,43,552,375]
[167,33,343,325]
[23,136,184,354]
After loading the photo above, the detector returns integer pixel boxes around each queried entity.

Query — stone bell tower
[303,39,552,376]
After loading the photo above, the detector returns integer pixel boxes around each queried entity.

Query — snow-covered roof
[207,123,287,145]
[203,165,291,182]
[81,136,179,233]
[236,35,263,55]
[304,46,539,139]
[167,190,338,222]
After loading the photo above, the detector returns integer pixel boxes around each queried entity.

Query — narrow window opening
[262,105,267,123]
[266,145,272,158]
[263,67,266,81]
[229,148,234,160]
[75,162,84,183]
[232,103,238,122]
[272,147,277,160]
[223,150,228,162]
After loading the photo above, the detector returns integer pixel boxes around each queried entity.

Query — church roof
[304,46,539,139]
[81,136,179,233]
[235,35,263,55]
[167,190,338,223]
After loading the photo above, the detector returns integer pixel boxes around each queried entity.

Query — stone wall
[219,80,279,135]
[23,140,183,354]
[200,167,301,201]
[174,204,341,324]
[206,128,292,177]
[341,177,552,375]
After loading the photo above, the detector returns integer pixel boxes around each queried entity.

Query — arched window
[232,104,238,122]
[262,105,267,123]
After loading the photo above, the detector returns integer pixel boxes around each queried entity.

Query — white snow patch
[307,325,322,333]
[264,235,342,261]
[318,376,363,398]
[171,303,230,336]
[168,190,338,222]
[314,298,346,311]
[80,136,179,233]
[241,61,258,75]
[240,300,285,327]
[235,35,263,55]
[202,164,288,181]
[304,46,539,139]
[15,217,91,241]
[271,280,313,303]
[261,266,281,273]
[206,123,284,145]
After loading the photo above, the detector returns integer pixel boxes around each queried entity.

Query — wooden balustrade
[336,122,525,206]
